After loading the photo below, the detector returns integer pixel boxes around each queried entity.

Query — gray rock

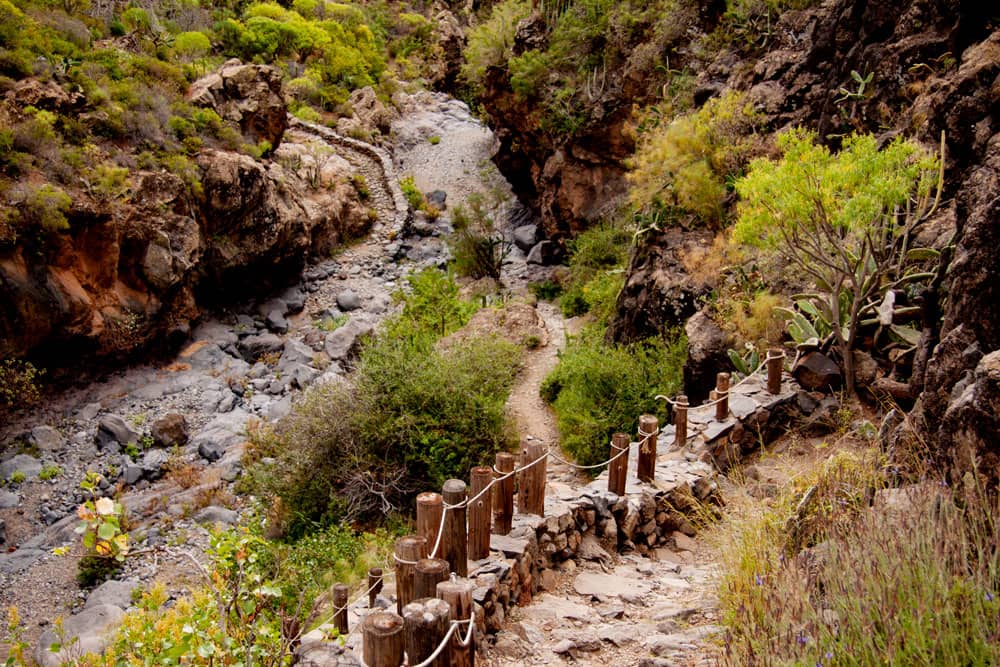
[336,290,362,312]
[235,314,257,334]
[95,415,139,452]
[192,321,239,347]
[238,332,284,361]
[0,548,44,574]
[121,461,144,485]
[194,505,239,526]
[1,454,42,480]
[573,572,654,599]
[280,287,306,313]
[29,426,64,453]
[185,342,250,377]
[266,309,289,334]
[526,240,557,265]
[262,395,292,421]
[35,604,125,667]
[324,320,374,362]
[426,189,447,208]
[150,413,189,448]
[0,519,5,545]
[490,534,529,557]
[78,402,102,421]
[191,409,250,462]
[279,339,315,369]
[85,579,140,610]
[141,449,171,480]
[295,638,364,666]
[513,224,539,252]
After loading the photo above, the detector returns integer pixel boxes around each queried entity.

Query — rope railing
[655,348,786,409]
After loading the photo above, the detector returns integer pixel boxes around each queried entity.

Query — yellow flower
[95,497,115,516]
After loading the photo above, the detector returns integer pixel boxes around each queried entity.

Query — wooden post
[468,466,492,560]
[715,372,730,421]
[493,452,515,535]
[414,558,450,600]
[518,441,546,516]
[417,492,444,557]
[333,583,349,634]
[442,479,468,577]
[674,396,689,450]
[637,414,659,483]
[362,612,404,667]
[403,597,452,667]
[768,348,783,394]
[368,568,383,608]
[394,535,426,615]
[608,432,629,495]
[438,580,475,667]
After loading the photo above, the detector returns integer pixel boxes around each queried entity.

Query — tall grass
[718,449,1000,665]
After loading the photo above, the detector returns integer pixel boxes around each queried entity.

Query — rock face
[0,61,369,373]
[188,60,288,148]
[607,228,715,344]
[682,311,732,404]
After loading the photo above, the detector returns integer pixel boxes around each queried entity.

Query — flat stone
[191,409,250,462]
[573,572,654,599]
[519,594,596,623]
[490,534,528,557]
[0,548,44,574]
[194,505,239,526]
[702,418,736,442]
[29,425,64,453]
[325,320,373,361]
[1,454,41,480]
[85,579,140,609]
[35,604,124,667]
[238,332,284,361]
[728,394,759,420]
[78,402,101,421]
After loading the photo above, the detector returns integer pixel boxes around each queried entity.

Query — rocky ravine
[0,86,560,662]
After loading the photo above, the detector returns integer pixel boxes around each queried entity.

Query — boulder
[682,311,732,403]
[0,454,42,480]
[194,505,239,526]
[85,580,140,610]
[95,415,140,452]
[792,352,843,391]
[526,240,558,265]
[265,309,289,334]
[336,290,362,312]
[0,490,17,508]
[325,319,374,362]
[35,604,125,667]
[0,519,5,545]
[513,224,539,252]
[150,413,189,448]
[191,409,250,462]
[29,425,64,453]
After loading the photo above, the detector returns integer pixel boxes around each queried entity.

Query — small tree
[733,129,941,393]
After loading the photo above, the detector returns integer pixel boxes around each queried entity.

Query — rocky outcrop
[0,62,370,375]
[606,228,715,344]
[188,60,288,148]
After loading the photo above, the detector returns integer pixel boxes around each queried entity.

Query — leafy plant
[542,326,686,467]
[734,129,942,393]
[38,464,61,481]
[448,195,511,282]
[0,358,44,409]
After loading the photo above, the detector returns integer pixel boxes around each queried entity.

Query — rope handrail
[410,618,475,667]
[656,348,786,410]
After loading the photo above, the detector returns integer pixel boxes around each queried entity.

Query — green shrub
[461,0,530,89]
[38,464,61,481]
[558,220,630,322]
[249,269,520,536]
[628,91,763,228]
[399,175,425,210]
[10,183,72,235]
[530,280,563,301]
[541,326,686,467]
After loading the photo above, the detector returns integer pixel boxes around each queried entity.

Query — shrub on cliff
[628,91,763,228]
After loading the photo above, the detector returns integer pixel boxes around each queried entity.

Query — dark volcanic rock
[150,413,189,448]
[792,353,843,391]
[683,311,732,404]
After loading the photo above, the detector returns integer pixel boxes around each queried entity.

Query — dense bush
[628,91,763,228]
[249,269,521,537]
[559,220,630,322]
[541,326,686,467]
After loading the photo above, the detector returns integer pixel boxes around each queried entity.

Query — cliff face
[475,0,999,472]
[0,63,369,374]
